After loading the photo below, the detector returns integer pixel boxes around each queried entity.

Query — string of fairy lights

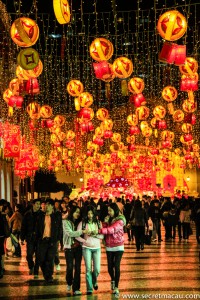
[0,0,200,177]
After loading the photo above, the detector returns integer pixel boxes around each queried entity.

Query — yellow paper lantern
[127,114,138,126]
[78,92,93,108]
[10,17,39,47]
[136,106,150,120]
[126,135,135,144]
[173,109,184,122]
[53,0,70,24]
[161,130,174,141]
[112,133,121,143]
[67,80,84,97]
[153,105,166,119]
[3,89,12,104]
[157,10,187,41]
[162,86,177,102]
[182,99,197,113]
[26,102,41,119]
[150,117,157,128]
[142,127,152,138]
[128,77,145,94]
[54,115,66,127]
[140,121,149,132]
[113,57,133,78]
[40,105,53,119]
[101,119,113,130]
[96,108,109,121]
[181,123,192,133]
[66,130,75,140]
[89,38,114,62]
[22,60,43,78]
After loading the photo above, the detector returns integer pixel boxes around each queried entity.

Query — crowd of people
[0,194,200,296]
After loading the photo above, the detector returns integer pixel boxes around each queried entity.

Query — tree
[34,171,72,195]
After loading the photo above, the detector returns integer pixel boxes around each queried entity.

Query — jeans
[26,238,40,274]
[37,239,57,280]
[106,251,123,288]
[134,226,145,250]
[82,247,101,292]
[153,219,161,240]
[64,246,82,292]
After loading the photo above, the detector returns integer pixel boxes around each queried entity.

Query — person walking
[35,198,62,283]
[9,204,23,257]
[99,202,126,297]
[62,205,89,296]
[130,200,148,251]
[21,198,43,278]
[76,205,104,295]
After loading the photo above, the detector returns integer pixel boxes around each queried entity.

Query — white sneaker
[73,290,82,295]
[67,285,71,291]
[113,287,119,295]
[56,264,61,271]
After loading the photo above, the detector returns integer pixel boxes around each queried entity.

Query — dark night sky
[1,0,196,14]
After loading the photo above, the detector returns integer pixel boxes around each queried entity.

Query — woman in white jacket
[62,205,89,296]
[76,205,104,295]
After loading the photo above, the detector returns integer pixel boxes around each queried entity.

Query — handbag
[144,234,151,245]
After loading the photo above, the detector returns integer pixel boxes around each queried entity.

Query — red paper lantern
[8,95,23,108]
[184,133,193,142]
[26,78,40,94]
[78,108,94,121]
[104,130,113,139]
[130,93,146,107]
[129,126,140,135]
[128,144,136,151]
[80,121,94,133]
[158,120,167,130]
[159,42,186,65]
[93,61,110,79]
[180,75,198,91]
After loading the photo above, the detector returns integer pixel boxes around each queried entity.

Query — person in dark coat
[0,199,10,279]
[130,200,148,251]
[35,198,62,283]
[21,198,42,277]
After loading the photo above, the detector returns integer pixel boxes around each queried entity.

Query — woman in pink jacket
[99,202,126,297]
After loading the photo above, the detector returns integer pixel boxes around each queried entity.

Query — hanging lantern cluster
[2,122,21,158]
[14,141,39,179]
[157,10,187,65]
[128,77,146,107]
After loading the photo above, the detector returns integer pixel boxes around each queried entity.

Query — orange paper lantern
[136,106,150,120]
[10,17,39,47]
[96,108,109,121]
[153,106,166,119]
[67,80,84,97]
[40,105,53,119]
[173,109,184,122]
[113,57,133,78]
[53,0,71,24]
[89,38,114,62]
[26,102,41,119]
[162,86,178,102]
[78,92,93,108]
[179,57,198,76]
[157,10,187,41]
[127,114,138,126]
[128,77,145,94]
